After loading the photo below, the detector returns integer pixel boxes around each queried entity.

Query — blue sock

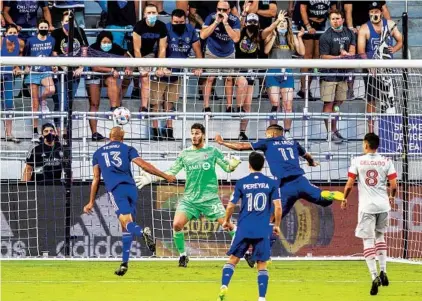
[126,222,143,237]
[258,270,269,298]
[221,263,235,287]
[122,232,133,263]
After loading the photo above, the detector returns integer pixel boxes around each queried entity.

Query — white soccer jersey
[348,153,397,214]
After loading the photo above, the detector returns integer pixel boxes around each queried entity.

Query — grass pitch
[2,260,421,301]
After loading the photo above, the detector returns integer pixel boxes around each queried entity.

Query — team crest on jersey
[202,162,211,170]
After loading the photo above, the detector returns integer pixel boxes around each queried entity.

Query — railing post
[60,73,65,134]
[182,69,188,149]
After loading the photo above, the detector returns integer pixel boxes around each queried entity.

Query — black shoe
[237,107,246,113]
[244,252,255,268]
[370,277,381,296]
[203,107,212,118]
[178,255,189,267]
[379,271,389,286]
[270,106,278,113]
[114,262,128,276]
[142,227,156,253]
[92,132,105,142]
[225,106,233,113]
[238,132,248,141]
[152,128,163,141]
[334,130,348,142]
[297,90,316,101]
[163,128,175,141]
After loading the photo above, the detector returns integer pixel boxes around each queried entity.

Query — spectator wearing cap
[344,1,390,33]
[200,0,240,114]
[50,1,86,29]
[261,10,305,140]
[357,1,402,133]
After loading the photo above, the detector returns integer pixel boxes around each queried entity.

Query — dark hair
[191,123,205,134]
[172,8,186,19]
[249,152,265,171]
[96,30,114,44]
[37,18,50,27]
[266,124,284,132]
[364,133,380,150]
[42,123,56,132]
[5,24,19,33]
[329,9,344,18]
[144,3,158,12]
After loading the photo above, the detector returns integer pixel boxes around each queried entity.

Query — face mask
[147,15,157,25]
[44,133,56,143]
[101,43,112,52]
[332,25,343,31]
[277,28,287,35]
[6,35,19,44]
[247,24,259,33]
[63,23,69,31]
[39,29,48,36]
[172,24,186,35]
[370,13,381,23]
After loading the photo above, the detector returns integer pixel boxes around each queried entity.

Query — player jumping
[83,127,176,276]
[216,124,344,267]
[342,133,397,296]
[135,123,241,267]
[217,152,282,301]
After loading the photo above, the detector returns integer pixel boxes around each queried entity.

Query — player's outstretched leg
[125,221,156,253]
[321,190,345,202]
[217,258,238,301]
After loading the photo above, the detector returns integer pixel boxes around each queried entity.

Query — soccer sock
[126,222,143,237]
[257,270,269,298]
[173,230,185,255]
[363,239,378,280]
[375,233,387,273]
[121,232,133,263]
[221,263,235,287]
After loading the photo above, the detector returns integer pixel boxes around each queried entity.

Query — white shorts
[355,211,389,239]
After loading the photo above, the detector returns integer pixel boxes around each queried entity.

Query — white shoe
[41,101,50,113]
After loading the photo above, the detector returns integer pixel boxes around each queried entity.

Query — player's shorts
[175,197,226,221]
[265,68,294,89]
[150,78,180,104]
[24,73,51,85]
[363,71,390,103]
[355,211,389,239]
[279,175,329,218]
[320,80,348,102]
[228,235,270,262]
[108,183,138,218]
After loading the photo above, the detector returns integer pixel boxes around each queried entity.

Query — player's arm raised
[297,141,319,166]
[215,134,253,151]
[215,147,241,172]
[84,165,101,214]
[132,157,175,182]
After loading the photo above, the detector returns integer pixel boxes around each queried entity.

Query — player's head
[191,123,205,146]
[110,126,125,142]
[363,133,380,153]
[249,152,265,172]
[368,1,383,24]
[265,124,283,138]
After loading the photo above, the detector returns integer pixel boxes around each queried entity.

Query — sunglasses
[217,8,228,12]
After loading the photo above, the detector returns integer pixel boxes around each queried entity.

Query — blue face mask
[147,15,157,25]
[101,43,112,52]
[63,23,69,31]
[6,35,19,44]
[277,28,287,35]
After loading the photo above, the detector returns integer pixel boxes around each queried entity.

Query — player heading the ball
[217,151,282,301]
[83,127,176,276]
[135,123,241,267]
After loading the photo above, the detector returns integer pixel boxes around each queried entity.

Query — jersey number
[365,170,379,186]
[246,193,267,212]
[102,151,122,168]
[278,148,295,161]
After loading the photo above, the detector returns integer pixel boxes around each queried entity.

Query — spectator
[357,1,402,133]
[344,1,390,32]
[22,123,64,183]
[262,10,305,140]
[51,10,87,137]
[319,9,356,144]
[1,25,25,144]
[200,0,240,113]
[23,19,56,142]
[87,31,132,141]
[145,0,167,15]
[297,0,336,101]
[151,9,202,141]
[189,1,238,28]
[132,3,167,113]
[0,0,5,27]
[239,0,277,38]
[234,13,262,141]
[50,0,85,29]
[3,0,53,41]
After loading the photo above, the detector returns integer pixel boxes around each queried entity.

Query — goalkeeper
[136,123,241,267]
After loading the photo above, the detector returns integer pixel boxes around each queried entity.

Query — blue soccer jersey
[251,137,306,180]
[231,172,281,239]
[92,141,140,192]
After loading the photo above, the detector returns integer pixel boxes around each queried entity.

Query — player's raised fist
[215,134,224,144]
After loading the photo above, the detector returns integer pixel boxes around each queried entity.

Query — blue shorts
[266,68,294,89]
[24,73,51,85]
[228,234,271,262]
[108,183,138,217]
[279,175,330,218]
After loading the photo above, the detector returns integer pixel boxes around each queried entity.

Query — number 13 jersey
[348,153,397,214]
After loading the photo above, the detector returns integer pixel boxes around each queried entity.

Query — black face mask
[39,29,48,36]
[172,24,186,35]
[247,24,259,33]
[44,133,56,143]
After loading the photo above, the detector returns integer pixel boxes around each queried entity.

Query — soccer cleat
[370,276,381,295]
[244,252,255,268]
[142,227,156,253]
[92,132,105,142]
[334,130,348,142]
[321,191,344,202]
[327,132,343,144]
[217,286,228,301]
[178,255,189,267]
[379,271,389,286]
[114,262,128,276]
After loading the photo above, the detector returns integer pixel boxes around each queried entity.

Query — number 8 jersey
[92,141,140,192]
[348,153,397,214]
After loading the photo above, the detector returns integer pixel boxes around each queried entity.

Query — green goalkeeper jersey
[167,145,233,203]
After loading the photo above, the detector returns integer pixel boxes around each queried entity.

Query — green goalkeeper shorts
[175,197,226,221]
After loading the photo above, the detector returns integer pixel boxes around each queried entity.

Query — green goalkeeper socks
[173,230,185,254]
[228,229,236,238]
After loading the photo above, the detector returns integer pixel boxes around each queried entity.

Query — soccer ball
[113,107,131,126]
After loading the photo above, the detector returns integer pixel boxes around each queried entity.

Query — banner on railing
[379,115,422,153]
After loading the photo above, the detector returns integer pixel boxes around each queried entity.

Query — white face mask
[370,13,382,24]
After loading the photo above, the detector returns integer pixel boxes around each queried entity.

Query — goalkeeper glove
[134,171,162,189]
[227,155,241,171]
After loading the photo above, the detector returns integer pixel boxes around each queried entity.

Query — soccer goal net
[0,56,421,263]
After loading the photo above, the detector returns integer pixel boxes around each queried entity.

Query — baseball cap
[368,1,383,11]
[246,13,259,23]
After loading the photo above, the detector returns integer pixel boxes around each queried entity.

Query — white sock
[258,297,266,301]
[180,252,187,257]
[363,239,378,280]
[375,240,387,273]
